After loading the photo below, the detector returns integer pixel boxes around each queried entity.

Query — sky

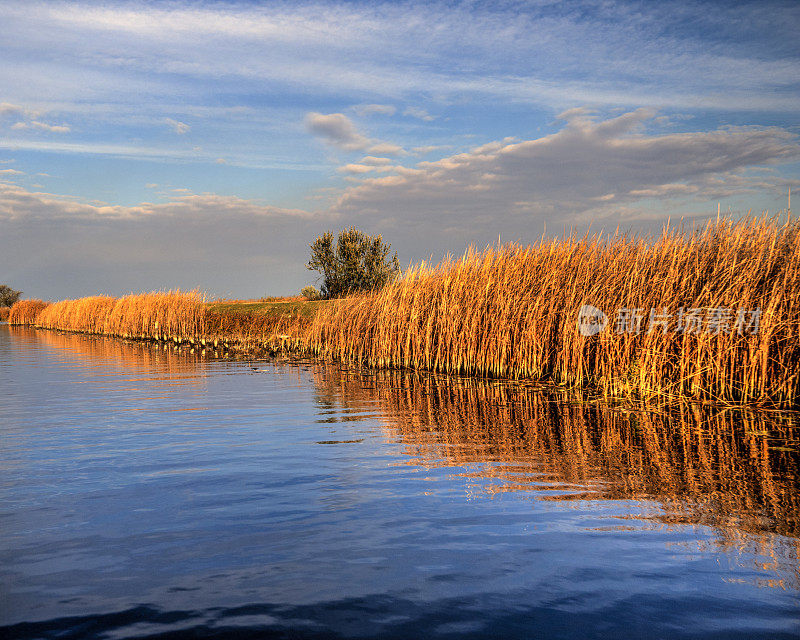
[1,0,798,300]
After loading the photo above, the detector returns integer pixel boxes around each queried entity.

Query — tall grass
[12,290,303,350]
[34,291,207,339]
[308,215,800,406]
[8,300,50,325]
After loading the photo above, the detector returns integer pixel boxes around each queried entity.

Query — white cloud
[332,110,800,230]
[0,101,70,133]
[0,102,24,117]
[304,112,405,155]
[0,182,328,298]
[0,168,24,175]
[367,142,405,156]
[10,120,70,133]
[0,183,313,224]
[165,117,190,134]
[337,164,377,174]
[337,163,396,174]
[412,145,451,155]
[353,104,396,117]
[304,112,372,151]
[403,107,435,121]
[358,156,392,165]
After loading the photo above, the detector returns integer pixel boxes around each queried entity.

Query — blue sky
[1,0,798,299]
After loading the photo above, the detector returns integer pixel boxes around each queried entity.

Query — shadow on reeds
[311,365,800,589]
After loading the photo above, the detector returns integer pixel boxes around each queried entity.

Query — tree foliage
[307,228,400,299]
[301,285,321,301]
[0,285,22,307]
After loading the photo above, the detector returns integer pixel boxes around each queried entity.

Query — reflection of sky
[1,1,799,298]
[1,327,799,637]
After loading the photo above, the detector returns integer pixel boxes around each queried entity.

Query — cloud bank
[2,109,798,298]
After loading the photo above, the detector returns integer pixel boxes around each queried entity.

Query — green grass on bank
[208,299,329,318]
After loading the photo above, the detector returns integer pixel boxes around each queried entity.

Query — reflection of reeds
[312,366,800,586]
[29,326,209,376]
[308,216,800,406]
[8,299,50,325]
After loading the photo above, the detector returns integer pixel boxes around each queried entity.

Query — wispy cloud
[403,107,435,121]
[0,101,70,133]
[4,1,798,113]
[0,102,24,117]
[11,120,70,133]
[353,104,396,117]
[165,118,190,134]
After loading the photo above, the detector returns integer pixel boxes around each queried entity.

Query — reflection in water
[2,326,799,639]
[312,367,800,589]
[17,325,210,374]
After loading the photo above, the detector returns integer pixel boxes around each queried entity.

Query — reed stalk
[307,215,800,406]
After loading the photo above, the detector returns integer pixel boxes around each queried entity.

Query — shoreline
[8,215,800,408]
[6,320,798,413]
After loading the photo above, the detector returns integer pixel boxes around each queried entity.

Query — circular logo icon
[577,304,608,336]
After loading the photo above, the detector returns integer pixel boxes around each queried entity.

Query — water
[1,325,798,639]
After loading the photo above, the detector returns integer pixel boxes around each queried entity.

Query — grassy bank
[8,215,800,406]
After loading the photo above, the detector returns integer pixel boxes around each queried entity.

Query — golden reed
[8,299,50,325]
[31,291,207,340]
[308,215,800,406]
[9,290,305,350]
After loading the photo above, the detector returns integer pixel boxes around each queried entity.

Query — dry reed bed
[8,299,50,325]
[308,216,800,406]
[31,291,208,341]
[10,291,305,351]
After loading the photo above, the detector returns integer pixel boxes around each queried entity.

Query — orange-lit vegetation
[7,215,800,406]
[35,291,208,339]
[308,215,800,406]
[8,299,50,325]
[0,307,9,322]
[10,290,308,353]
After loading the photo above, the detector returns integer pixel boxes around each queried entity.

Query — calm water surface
[1,325,798,639]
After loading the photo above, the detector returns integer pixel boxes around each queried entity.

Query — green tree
[307,228,400,299]
[0,285,22,307]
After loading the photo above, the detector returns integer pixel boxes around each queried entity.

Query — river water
[1,324,798,639]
